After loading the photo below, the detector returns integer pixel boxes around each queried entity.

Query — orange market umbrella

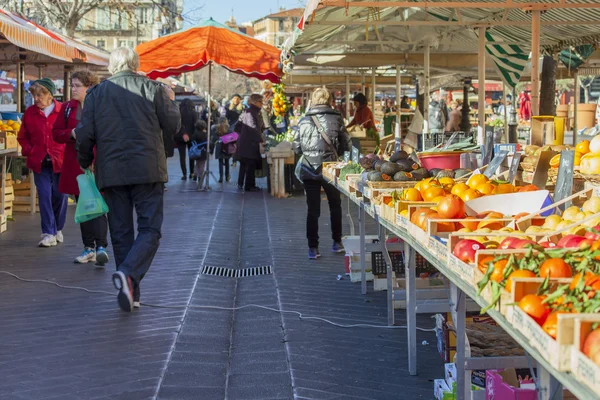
[136,18,282,82]
[136,18,282,190]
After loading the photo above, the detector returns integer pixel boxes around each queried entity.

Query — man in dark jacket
[234,93,264,191]
[76,47,181,312]
[294,88,351,259]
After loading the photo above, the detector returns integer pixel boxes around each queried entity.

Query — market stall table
[324,175,600,400]
[0,148,18,232]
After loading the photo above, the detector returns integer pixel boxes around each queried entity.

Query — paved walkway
[0,156,443,400]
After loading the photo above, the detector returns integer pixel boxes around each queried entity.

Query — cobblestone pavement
[0,156,443,399]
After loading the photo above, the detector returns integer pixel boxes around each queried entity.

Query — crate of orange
[571,314,600,393]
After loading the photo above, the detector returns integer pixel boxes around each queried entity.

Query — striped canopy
[482,31,529,89]
[558,44,595,70]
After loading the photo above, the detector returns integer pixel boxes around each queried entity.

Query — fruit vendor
[346,93,375,131]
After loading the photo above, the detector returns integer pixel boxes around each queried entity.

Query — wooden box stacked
[13,179,39,213]
[2,172,14,217]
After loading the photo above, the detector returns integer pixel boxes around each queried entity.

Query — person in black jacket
[191,120,208,182]
[234,93,264,192]
[76,47,181,312]
[294,87,351,259]
[176,98,198,180]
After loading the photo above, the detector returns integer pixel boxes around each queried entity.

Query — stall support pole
[359,203,367,295]
[16,62,23,113]
[378,225,395,325]
[347,196,355,236]
[478,27,486,145]
[424,46,430,134]
[503,83,508,142]
[345,75,351,120]
[452,283,468,399]
[371,67,376,113]
[361,72,365,95]
[531,10,541,117]
[573,72,579,144]
[395,65,402,151]
[538,365,563,400]
[63,66,72,102]
[404,241,417,375]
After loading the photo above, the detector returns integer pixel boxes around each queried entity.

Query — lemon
[562,206,581,222]
[543,214,563,230]
[583,196,600,214]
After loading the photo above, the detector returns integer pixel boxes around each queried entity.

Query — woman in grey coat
[294,88,351,259]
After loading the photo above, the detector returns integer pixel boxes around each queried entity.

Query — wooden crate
[0,131,17,149]
[13,204,39,213]
[571,314,600,393]
[4,201,12,217]
[0,214,6,234]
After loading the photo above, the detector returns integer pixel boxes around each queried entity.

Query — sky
[183,0,307,27]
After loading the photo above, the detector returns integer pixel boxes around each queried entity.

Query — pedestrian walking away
[234,93,264,192]
[17,78,68,248]
[76,47,181,312]
[176,98,198,180]
[52,69,109,265]
[211,116,233,183]
[294,87,351,259]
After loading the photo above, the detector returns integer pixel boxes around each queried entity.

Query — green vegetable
[339,162,364,181]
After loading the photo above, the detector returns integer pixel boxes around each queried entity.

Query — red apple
[585,227,600,241]
[500,237,522,250]
[583,329,600,367]
[452,239,484,263]
[513,239,538,249]
[557,234,587,248]
[539,241,557,248]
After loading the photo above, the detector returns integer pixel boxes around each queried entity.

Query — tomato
[410,208,436,230]
[539,258,573,278]
[490,259,508,283]
[518,294,550,325]
[505,269,536,293]
[453,239,484,263]
[437,194,466,219]
[583,328,600,366]
[477,255,495,274]
[542,311,570,339]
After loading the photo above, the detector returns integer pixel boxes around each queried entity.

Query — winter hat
[33,78,56,95]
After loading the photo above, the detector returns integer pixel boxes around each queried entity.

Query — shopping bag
[75,169,108,224]
[189,141,207,161]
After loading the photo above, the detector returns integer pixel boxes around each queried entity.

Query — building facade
[252,8,302,47]
[23,0,183,51]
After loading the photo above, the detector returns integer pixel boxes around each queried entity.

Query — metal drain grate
[201,265,272,278]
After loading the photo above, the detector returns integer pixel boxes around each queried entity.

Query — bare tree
[192,65,262,102]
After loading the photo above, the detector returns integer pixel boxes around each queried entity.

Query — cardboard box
[434,379,453,400]
[485,369,537,400]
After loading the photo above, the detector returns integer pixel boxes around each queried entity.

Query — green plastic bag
[75,170,108,224]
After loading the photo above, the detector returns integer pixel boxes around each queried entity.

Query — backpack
[189,141,207,161]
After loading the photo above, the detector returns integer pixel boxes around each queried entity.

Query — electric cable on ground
[0,270,436,332]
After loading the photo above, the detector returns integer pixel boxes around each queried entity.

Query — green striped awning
[558,44,595,70]
[482,31,529,89]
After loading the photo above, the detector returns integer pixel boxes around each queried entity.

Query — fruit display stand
[0,148,18,233]
[323,171,600,400]
[267,141,294,199]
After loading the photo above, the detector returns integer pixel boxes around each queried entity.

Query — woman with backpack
[294,87,351,259]
[176,98,198,180]
[52,70,109,265]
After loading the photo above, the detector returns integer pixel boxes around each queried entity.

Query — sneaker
[95,247,109,266]
[112,271,134,312]
[133,285,141,309]
[56,231,64,243]
[246,187,261,192]
[218,178,223,183]
[332,242,345,253]
[308,248,321,259]
[74,247,96,264]
[39,234,57,248]
[190,174,194,180]
[181,176,187,181]
[226,175,231,182]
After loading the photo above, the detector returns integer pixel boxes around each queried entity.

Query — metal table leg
[379,226,394,326]
[359,202,367,295]
[405,241,417,375]
[347,196,355,236]
[537,364,563,400]
[451,282,469,400]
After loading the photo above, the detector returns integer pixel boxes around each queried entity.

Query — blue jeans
[33,165,68,236]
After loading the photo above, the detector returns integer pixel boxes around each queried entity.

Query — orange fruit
[495,183,515,194]
[458,216,479,231]
[576,140,591,155]
[549,154,561,168]
[461,189,482,202]
[475,183,497,196]
[451,183,470,197]
[467,174,488,189]
[403,188,423,202]
[419,178,440,194]
[423,185,446,202]
[438,177,455,187]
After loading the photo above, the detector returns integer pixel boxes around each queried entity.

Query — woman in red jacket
[52,70,109,265]
[17,78,67,248]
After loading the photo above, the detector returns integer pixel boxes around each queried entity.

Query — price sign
[351,146,360,163]
[507,152,522,183]
[554,150,575,211]
[483,150,508,178]
[482,129,495,166]
[531,150,556,190]
[343,151,350,162]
